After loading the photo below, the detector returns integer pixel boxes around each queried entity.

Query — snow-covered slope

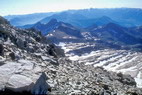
[58,42,142,88]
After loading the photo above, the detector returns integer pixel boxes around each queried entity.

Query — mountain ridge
[4,12,56,26]
[5,8,142,27]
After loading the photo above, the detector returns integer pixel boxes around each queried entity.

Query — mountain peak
[99,16,112,20]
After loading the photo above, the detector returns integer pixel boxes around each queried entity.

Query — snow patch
[58,42,71,53]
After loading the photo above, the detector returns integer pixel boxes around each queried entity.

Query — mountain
[39,13,117,28]
[19,15,116,29]
[128,26,142,39]
[40,12,88,27]
[1,16,142,95]
[31,19,142,51]
[32,19,59,35]
[32,19,83,39]
[38,8,142,27]
[4,12,56,26]
[69,8,142,27]
[92,16,117,26]
[74,16,117,27]
[89,23,142,45]
[5,8,142,28]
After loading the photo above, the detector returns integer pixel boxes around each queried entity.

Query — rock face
[6,74,34,92]
[0,16,63,94]
[31,72,50,95]
[0,60,49,94]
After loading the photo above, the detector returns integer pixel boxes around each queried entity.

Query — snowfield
[58,42,142,88]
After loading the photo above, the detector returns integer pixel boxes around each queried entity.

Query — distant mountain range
[40,14,117,28]
[3,8,142,51]
[4,8,142,28]
[29,18,142,51]
[4,12,56,26]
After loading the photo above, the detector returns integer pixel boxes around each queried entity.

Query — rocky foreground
[0,16,142,95]
[48,58,142,95]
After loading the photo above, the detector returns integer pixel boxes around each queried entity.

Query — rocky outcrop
[0,59,50,93]
[0,16,62,94]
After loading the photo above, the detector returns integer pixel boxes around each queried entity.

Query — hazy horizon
[1,0,142,16]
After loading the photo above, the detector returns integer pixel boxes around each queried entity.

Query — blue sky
[0,0,142,16]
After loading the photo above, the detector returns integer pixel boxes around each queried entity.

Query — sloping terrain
[0,16,64,94]
[1,15,142,95]
[40,19,142,89]
[58,42,142,88]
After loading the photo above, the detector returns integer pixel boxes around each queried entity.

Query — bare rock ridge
[0,16,63,94]
[0,16,142,95]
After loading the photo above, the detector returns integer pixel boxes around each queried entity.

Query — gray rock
[0,60,52,94]
[6,74,34,92]
[41,56,59,65]
[16,39,26,49]
[9,52,15,60]
[31,72,51,95]
[0,44,4,56]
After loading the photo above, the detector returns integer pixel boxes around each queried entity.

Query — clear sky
[0,0,142,16]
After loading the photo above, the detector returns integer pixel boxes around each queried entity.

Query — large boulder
[6,74,34,92]
[0,60,51,94]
